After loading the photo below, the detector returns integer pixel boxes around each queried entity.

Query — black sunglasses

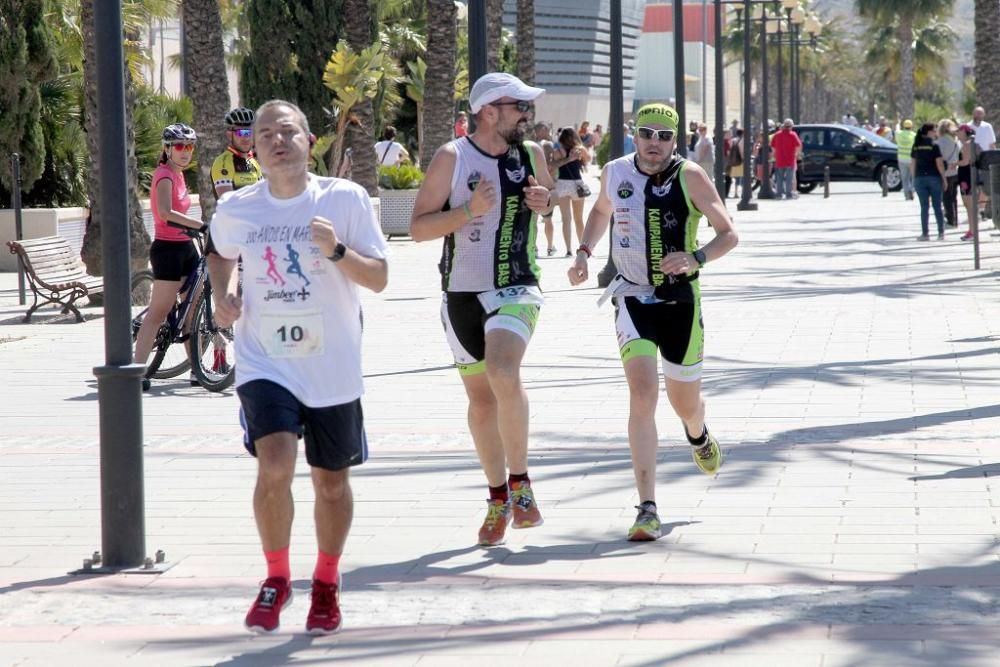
[491,100,534,113]
[636,127,676,142]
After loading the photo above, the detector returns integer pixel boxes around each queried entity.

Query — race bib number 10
[261,310,324,358]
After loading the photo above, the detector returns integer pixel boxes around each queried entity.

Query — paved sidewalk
[2,183,1000,666]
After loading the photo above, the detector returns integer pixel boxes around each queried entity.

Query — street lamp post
[776,22,783,121]
[757,6,775,200]
[468,0,487,85]
[737,0,757,211]
[674,0,687,157]
[714,0,726,200]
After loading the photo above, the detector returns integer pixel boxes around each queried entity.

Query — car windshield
[848,126,897,148]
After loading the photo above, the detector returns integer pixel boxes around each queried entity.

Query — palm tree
[422,0,457,165]
[975,0,1000,122]
[862,18,957,117]
[516,0,534,84]
[404,57,427,160]
[855,0,955,120]
[486,0,504,71]
[181,0,230,223]
[322,42,385,178]
[343,0,379,196]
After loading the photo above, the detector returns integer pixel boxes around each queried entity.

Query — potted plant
[377,164,424,237]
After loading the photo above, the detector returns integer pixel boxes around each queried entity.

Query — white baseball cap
[469,73,545,114]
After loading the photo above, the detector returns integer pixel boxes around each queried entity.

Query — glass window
[830,130,864,150]
[798,129,825,147]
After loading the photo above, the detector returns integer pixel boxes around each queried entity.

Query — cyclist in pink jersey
[134,123,207,391]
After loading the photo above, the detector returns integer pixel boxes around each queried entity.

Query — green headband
[635,104,680,132]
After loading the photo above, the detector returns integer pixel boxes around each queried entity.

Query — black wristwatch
[693,248,707,268]
[328,242,347,263]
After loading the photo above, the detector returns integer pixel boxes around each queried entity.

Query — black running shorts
[237,379,368,471]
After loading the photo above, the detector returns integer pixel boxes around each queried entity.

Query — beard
[501,121,527,145]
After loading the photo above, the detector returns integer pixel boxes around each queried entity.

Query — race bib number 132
[477,285,545,313]
[260,310,324,358]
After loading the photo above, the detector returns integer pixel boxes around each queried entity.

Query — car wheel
[797,182,818,194]
[879,164,902,192]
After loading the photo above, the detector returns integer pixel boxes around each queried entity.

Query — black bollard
[823,166,830,199]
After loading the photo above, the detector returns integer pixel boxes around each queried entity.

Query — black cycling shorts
[237,379,368,472]
[150,239,198,282]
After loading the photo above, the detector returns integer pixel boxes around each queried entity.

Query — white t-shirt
[973,120,997,152]
[210,175,388,407]
[374,140,405,166]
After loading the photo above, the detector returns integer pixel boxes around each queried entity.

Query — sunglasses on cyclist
[170,143,195,152]
[491,100,534,113]
[231,128,253,138]
[636,127,676,142]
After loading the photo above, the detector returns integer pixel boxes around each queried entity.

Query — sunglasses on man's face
[491,100,534,113]
[231,128,253,138]
[636,127,675,142]
[171,143,195,152]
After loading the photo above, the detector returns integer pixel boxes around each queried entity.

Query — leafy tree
[342,0,379,195]
[240,0,343,133]
[516,0,534,84]
[855,0,955,119]
[322,41,384,178]
[0,0,58,194]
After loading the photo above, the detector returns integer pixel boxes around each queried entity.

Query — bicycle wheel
[190,290,235,392]
[135,272,190,379]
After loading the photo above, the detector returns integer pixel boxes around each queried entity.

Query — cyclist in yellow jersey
[212,107,263,198]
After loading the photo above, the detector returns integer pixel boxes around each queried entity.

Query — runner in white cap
[410,73,556,546]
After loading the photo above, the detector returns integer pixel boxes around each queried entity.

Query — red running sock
[264,546,291,581]
[489,483,509,503]
[508,472,530,487]
[313,550,341,585]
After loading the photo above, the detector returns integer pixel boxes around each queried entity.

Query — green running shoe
[692,431,723,475]
[627,502,662,541]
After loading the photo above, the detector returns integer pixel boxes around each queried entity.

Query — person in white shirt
[208,99,388,636]
[374,125,410,166]
[972,106,997,153]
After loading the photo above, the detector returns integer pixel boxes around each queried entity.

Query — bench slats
[7,236,104,322]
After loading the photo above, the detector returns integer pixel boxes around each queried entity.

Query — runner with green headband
[567,102,739,541]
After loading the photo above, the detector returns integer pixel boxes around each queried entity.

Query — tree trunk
[182,0,231,223]
[79,0,150,278]
[422,0,457,167]
[896,15,915,120]
[976,0,1000,125]
[516,0,535,84]
[342,0,378,196]
[487,0,504,71]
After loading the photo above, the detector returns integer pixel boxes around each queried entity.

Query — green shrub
[378,164,424,189]
[596,132,611,168]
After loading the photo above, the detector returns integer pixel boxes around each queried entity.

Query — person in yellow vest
[212,107,263,198]
[896,119,916,201]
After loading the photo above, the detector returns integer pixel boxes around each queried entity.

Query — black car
[787,124,902,193]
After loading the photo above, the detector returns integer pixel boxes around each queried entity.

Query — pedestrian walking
[770,119,802,200]
[957,124,977,241]
[911,122,947,241]
[567,103,738,541]
[896,120,916,201]
[937,119,961,228]
[552,127,592,255]
[455,111,469,138]
[207,99,389,635]
[727,129,745,198]
[409,72,555,547]
[623,124,635,155]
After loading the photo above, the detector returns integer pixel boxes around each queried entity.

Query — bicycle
[130,230,235,392]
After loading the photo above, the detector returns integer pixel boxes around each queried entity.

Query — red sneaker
[510,480,543,528]
[477,498,512,546]
[305,577,343,635]
[244,576,292,634]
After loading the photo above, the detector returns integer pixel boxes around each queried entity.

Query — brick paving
[2,181,1000,665]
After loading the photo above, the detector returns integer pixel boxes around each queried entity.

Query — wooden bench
[6,236,104,323]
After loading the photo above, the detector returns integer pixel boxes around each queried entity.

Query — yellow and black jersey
[211,148,262,194]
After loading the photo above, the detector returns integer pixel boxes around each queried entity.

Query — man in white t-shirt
[972,106,997,153]
[374,125,410,166]
[208,99,388,636]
